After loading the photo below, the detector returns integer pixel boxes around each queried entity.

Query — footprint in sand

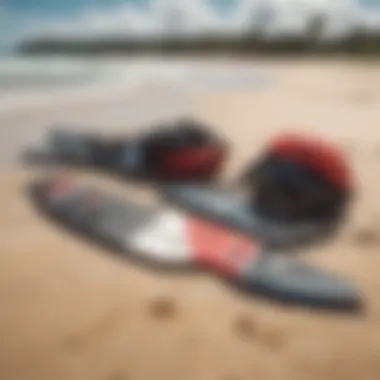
[233,314,258,341]
[233,314,285,350]
[147,296,178,320]
[352,227,380,247]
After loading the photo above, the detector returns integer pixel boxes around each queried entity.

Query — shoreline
[0,56,273,116]
[1,54,378,117]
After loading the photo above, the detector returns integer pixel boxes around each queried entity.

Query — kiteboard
[161,183,338,249]
[28,176,257,269]
[28,176,361,311]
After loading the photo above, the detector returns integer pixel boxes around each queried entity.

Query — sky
[0,0,379,47]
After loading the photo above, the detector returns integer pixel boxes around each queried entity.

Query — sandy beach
[1,58,380,380]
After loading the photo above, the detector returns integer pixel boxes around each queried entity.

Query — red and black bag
[140,120,228,180]
[43,119,228,182]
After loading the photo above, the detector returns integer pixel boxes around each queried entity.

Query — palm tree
[248,1,276,43]
[305,12,327,46]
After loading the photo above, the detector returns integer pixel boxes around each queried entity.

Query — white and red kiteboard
[161,183,337,249]
[28,176,361,311]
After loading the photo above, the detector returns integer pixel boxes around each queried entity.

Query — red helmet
[267,133,353,192]
[243,132,353,223]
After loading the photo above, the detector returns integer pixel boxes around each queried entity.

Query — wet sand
[1,59,380,380]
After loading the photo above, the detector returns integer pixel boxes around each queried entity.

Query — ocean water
[0,55,201,91]
[0,55,271,92]
[0,56,115,91]
[0,55,273,115]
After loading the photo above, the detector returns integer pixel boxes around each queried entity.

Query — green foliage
[18,28,380,58]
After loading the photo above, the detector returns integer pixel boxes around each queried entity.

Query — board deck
[29,176,260,270]
[28,176,361,311]
[161,183,335,248]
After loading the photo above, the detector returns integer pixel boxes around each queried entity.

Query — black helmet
[242,133,353,224]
